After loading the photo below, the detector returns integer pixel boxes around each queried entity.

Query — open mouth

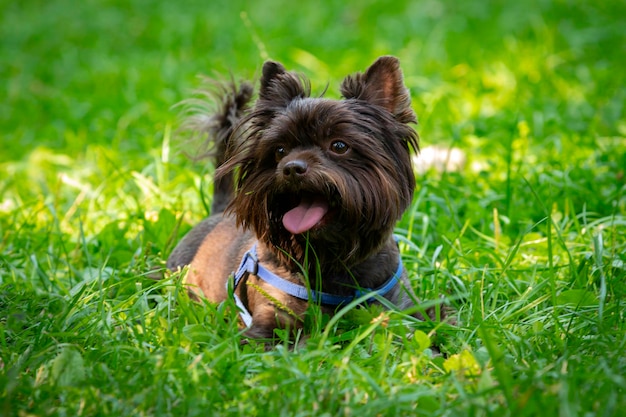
[281,193,334,235]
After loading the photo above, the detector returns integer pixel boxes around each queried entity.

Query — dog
[168,56,446,339]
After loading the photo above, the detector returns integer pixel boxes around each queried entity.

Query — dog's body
[168,56,439,338]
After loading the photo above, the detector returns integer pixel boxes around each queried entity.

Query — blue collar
[227,239,404,328]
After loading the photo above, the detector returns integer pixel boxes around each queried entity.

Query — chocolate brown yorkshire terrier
[168,56,447,338]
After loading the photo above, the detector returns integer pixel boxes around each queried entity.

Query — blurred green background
[2,1,626,415]
[2,0,624,242]
[3,0,624,158]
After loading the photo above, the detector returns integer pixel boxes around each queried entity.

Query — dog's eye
[330,140,349,155]
[275,146,286,161]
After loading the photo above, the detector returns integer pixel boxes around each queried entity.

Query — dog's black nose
[283,159,308,177]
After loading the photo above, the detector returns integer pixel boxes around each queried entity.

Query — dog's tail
[181,80,254,214]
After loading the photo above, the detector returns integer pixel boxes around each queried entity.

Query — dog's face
[219,57,419,270]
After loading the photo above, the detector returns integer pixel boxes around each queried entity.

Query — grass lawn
[1,0,625,415]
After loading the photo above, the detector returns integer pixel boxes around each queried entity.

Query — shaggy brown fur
[168,56,445,338]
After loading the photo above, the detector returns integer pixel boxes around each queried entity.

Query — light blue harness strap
[226,237,405,328]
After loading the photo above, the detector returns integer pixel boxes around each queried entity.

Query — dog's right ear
[260,61,287,95]
[258,61,310,107]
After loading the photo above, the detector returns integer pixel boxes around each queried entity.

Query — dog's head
[220,56,419,270]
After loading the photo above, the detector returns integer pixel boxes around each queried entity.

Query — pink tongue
[282,197,329,234]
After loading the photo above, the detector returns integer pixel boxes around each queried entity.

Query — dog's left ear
[258,61,310,107]
[340,56,416,124]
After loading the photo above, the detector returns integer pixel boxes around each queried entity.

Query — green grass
[1,0,625,415]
